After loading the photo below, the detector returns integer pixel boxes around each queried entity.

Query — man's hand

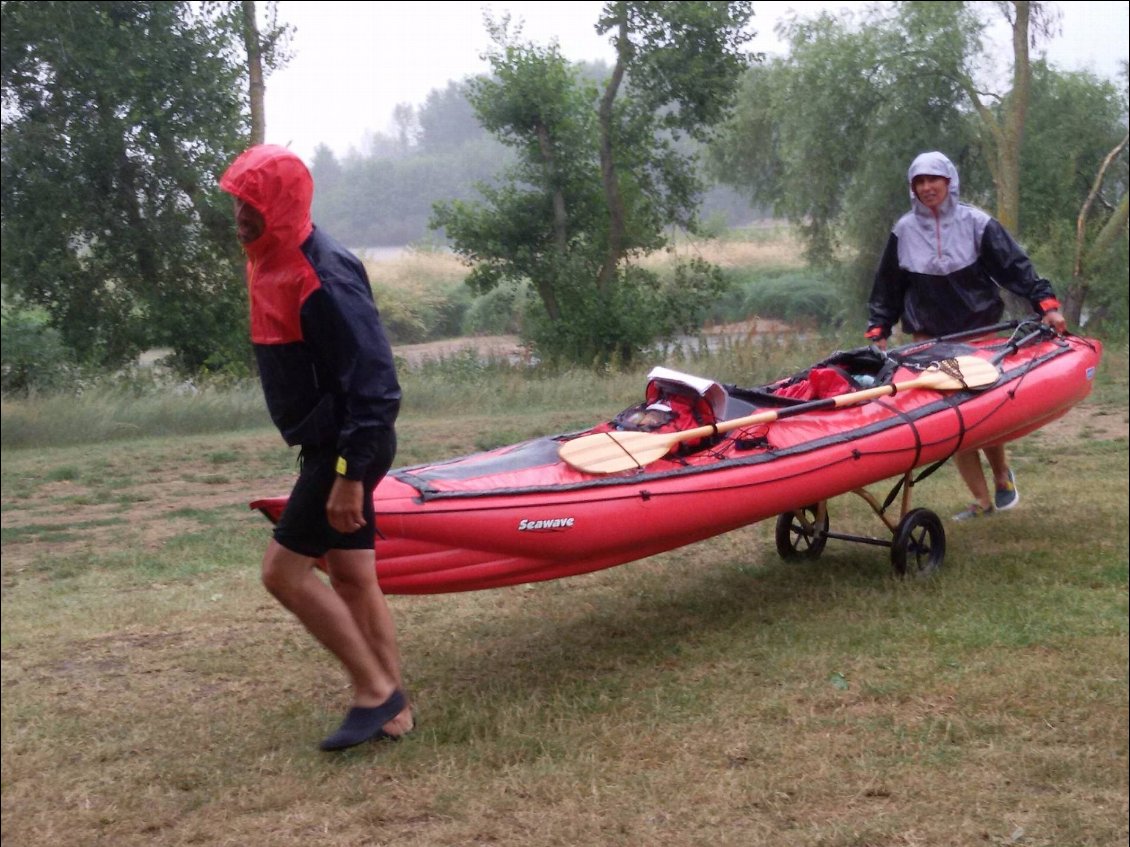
[326,476,365,533]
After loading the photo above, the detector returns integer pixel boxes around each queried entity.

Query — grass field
[2,333,1126,847]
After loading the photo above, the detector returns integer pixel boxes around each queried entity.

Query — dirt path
[393,334,526,366]
[390,319,794,367]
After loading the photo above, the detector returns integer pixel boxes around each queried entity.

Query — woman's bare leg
[954,449,992,509]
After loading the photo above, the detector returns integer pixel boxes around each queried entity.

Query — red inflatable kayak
[252,322,1102,593]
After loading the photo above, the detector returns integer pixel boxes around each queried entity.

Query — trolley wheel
[891,508,945,577]
[775,504,829,560]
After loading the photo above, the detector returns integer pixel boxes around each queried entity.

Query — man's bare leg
[326,548,413,735]
[260,540,397,708]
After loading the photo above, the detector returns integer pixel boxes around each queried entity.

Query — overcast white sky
[262,1,1129,162]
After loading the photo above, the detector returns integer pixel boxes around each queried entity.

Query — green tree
[241,0,266,144]
[417,81,488,152]
[919,0,1050,235]
[1065,131,1129,330]
[1,1,267,372]
[708,1,1127,328]
[1019,62,1128,326]
[0,303,79,395]
[709,2,978,270]
[312,137,511,248]
[239,1,292,147]
[777,0,1057,238]
[432,2,754,365]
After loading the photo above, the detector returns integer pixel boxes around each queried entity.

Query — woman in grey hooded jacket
[866,151,1067,521]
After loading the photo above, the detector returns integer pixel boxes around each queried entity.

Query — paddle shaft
[659,372,948,448]
[557,355,1000,474]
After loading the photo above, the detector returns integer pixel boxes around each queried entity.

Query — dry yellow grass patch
[640,227,807,271]
[361,248,468,294]
[646,239,804,272]
[359,226,807,296]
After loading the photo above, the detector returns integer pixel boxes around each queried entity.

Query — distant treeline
[308,76,761,248]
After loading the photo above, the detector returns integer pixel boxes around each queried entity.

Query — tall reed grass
[1,330,855,452]
[8,331,1122,452]
[0,381,270,450]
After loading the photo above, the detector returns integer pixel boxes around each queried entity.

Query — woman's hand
[1042,309,1067,335]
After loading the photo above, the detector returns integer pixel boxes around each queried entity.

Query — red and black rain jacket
[220,145,400,480]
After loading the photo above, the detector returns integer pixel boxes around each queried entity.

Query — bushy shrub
[732,270,849,327]
[463,279,528,335]
[525,260,730,368]
[430,284,474,339]
[1,306,81,396]
[365,251,473,344]
[372,278,471,344]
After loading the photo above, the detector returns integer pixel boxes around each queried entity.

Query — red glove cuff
[864,326,886,340]
[1038,298,1061,315]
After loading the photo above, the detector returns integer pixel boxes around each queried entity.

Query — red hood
[219,145,314,260]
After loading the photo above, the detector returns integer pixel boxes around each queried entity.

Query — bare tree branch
[1074,131,1129,279]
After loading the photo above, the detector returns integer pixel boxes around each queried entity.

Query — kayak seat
[723,384,810,410]
[720,394,759,421]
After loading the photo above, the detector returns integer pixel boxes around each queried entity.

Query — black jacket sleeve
[866,233,906,338]
[978,219,1058,311]
[301,268,401,480]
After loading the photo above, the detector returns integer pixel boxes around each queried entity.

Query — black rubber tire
[891,508,945,577]
[775,505,829,560]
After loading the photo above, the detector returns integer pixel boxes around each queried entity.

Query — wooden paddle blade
[953,356,1001,387]
[915,356,1000,390]
[558,430,677,474]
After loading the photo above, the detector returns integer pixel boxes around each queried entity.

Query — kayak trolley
[773,321,1076,577]
[774,469,945,577]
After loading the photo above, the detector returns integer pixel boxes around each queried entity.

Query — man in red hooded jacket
[220,145,412,751]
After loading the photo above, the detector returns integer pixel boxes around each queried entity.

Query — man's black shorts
[273,434,396,559]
